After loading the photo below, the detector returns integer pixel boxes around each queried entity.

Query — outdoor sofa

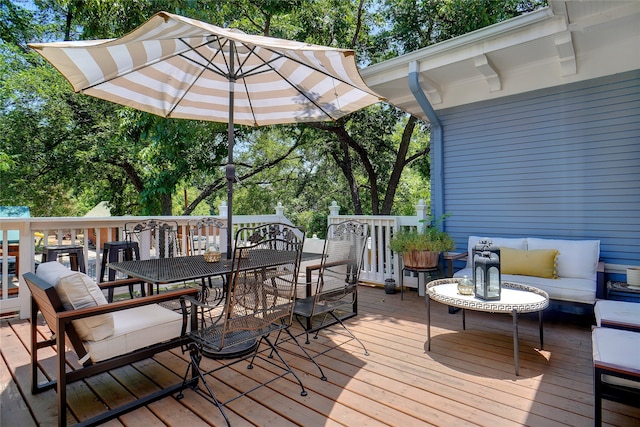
[453,236,603,313]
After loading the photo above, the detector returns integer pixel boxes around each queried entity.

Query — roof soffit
[361,1,640,122]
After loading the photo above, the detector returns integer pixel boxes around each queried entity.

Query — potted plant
[389,215,455,269]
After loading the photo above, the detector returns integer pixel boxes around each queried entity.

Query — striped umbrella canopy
[29,11,382,256]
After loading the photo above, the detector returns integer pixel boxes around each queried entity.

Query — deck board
[2,285,640,426]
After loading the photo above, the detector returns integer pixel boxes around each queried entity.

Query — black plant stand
[399,265,441,300]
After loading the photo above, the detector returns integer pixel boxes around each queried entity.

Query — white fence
[1,201,429,318]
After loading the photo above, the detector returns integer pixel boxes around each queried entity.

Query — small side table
[607,281,640,303]
[442,252,466,277]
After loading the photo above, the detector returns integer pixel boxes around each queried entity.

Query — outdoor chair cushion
[36,261,79,286]
[85,304,183,362]
[592,327,640,389]
[595,300,640,329]
[57,272,114,341]
[37,261,114,341]
[35,261,185,362]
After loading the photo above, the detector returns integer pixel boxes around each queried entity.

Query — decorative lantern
[473,240,501,300]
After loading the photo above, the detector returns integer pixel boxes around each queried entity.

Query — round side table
[425,278,549,376]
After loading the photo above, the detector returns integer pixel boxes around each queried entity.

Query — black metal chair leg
[271,325,327,381]
[294,315,312,344]
[285,327,327,381]
[328,311,369,356]
[313,312,332,340]
[262,335,308,396]
[247,336,264,370]
[178,343,230,426]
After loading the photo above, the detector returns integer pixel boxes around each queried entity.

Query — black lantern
[473,240,501,300]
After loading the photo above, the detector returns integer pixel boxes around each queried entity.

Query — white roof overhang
[361,1,640,123]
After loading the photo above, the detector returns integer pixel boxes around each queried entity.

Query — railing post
[18,222,33,317]
[415,199,432,296]
[328,201,340,228]
[329,201,340,217]
[416,199,428,233]
[218,201,228,218]
[275,202,284,217]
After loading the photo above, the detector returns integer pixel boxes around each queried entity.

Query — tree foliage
[378,0,547,57]
[2,0,547,232]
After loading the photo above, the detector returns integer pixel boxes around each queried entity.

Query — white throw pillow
[527,238,600,280]
[56,272,114,341]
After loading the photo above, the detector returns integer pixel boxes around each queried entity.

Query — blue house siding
[438,70,640,275]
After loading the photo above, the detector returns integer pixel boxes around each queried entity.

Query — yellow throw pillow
[500,247,559,279]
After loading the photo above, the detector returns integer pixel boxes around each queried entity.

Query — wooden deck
[2,285,639,426]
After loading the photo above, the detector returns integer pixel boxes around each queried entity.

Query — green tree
[2,0,547,221]
[378,0,547,56]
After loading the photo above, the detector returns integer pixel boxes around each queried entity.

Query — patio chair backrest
[187,217,227,255]
[125,219,181,259]
[220,223,304,347]
[313,220,368,309]
[23,272,88,361]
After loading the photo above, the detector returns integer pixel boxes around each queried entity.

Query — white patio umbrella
[29,11,382,256]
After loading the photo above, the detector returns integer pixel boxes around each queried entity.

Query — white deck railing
[1,201,429,318]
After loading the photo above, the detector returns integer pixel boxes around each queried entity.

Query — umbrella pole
[226,41,236,259]
[225,159,234,259]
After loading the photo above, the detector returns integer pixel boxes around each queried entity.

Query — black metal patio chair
[124,219,181,295]
[288,220,369,380]
[187,217,228,303]
[187,217,227,256]
[176,223,319,426]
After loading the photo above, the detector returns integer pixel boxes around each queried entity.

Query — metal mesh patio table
[109,251,321,359]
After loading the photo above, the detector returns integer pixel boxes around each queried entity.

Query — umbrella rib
[247,49,339,121]
[178,37,374,123]
[178,40,263,125]
[178,36,232,80]
[233,44,269,125]
[172,36,251,120]
[231,43,367,92]
[165,39,220,118]
[247,46,377,121]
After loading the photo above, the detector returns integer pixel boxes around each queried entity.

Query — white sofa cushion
[84,304,183,362]
[454,268,596,304]
[465,236,527,268]
[595,300,640,328]
[527,238,599,280]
